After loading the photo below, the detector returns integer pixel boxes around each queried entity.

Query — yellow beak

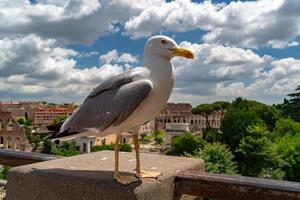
[170,47,194,59]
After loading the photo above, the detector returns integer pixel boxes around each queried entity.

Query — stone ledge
[6,151,204,200]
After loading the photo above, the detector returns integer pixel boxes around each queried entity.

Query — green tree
[54,115,67,123]
[276,134,300,181]
[17,117,26,125]
[199,143,237,175]
[212,101,230,119]
[193,104,216,128]
[273,118,300,137]
[236,124,284,179]
[247,100,280,130]
[283,86,300,122]
[202,128,222,143]
[17,117,32,126]
[166,132,203,156]
[221,107,261,150]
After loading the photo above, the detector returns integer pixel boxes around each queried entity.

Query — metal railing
[173,170,300,200]
[1,150,300,200]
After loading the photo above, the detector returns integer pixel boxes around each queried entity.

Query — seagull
[55,35,194,184]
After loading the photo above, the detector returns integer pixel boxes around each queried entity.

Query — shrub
[166,132,203,156]
[200,142,237,175]
[0,165,11,180]
[53,141,80,157]
[92,143,132,152]
[154,135,164,145]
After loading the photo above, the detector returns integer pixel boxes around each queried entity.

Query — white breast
[109,58,175,134]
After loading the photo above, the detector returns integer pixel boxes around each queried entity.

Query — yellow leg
[133,135,162,178]
[114,136,138,185]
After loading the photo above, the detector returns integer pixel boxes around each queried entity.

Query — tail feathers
[46,121,80,139]
[49,129,79,139]
[47,121,64,132]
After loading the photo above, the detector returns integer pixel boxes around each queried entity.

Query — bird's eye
[161,40,167,45]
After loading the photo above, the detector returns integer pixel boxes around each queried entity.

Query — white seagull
[55,35,194,184]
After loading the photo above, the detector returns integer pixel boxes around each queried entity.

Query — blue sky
[1,0,300,105]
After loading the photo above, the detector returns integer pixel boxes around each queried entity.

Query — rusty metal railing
[173,170,300,200]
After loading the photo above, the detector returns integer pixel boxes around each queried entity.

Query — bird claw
[114,175,139,185]
[136,170,162,178]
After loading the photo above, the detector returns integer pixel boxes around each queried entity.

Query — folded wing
[54,73,152,138]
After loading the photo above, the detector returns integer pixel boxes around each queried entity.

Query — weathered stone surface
[6,151,204,200]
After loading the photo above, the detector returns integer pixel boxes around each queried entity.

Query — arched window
[0,137,4,149]
[6,137,12,149]
[14,137,21,150]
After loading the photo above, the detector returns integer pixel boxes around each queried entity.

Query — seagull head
[144,35,194,60]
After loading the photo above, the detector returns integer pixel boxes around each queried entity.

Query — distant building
[155,103,222,132]
[0,101,42,121]
[139,120,155,135]
[53,132,117,153]
[165,123,190,144]
[0,111,31,151]
[34,108,75,126]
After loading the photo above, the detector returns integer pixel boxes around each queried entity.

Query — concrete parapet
[6,151,204,200]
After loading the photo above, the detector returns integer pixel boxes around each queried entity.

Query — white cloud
[0,35,299,105]
[99,49,138,64]
[77,51,99,58]
[124,0,300,49]
[170,41,300,105]
[1,0,299,48]
[0,0,162,45]
[0,35,130,102]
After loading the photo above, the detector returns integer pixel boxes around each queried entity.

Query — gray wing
[56,74,152,137]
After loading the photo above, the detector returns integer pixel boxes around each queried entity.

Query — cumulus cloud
[1,0,300,48]
[170,41,300,105]
[1,35,299,105]
[124,0,300,48]
[0,35,129,102]
[0,0,162,45]
[99,49,138,65]
[77,51,99,58]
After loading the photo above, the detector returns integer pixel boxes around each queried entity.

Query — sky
[0,0,300,106]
